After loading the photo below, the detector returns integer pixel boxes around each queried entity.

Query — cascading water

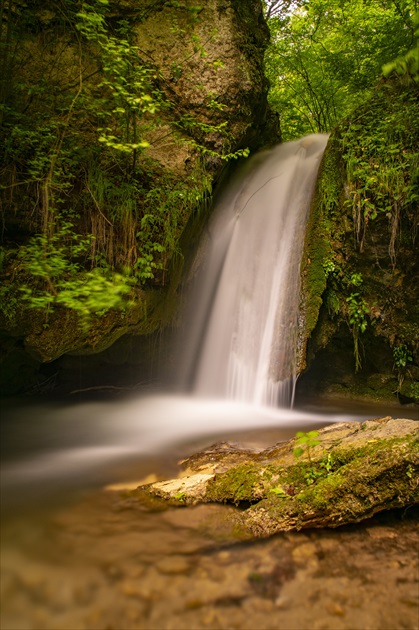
[1,133,384,502]
[179,134,329,407]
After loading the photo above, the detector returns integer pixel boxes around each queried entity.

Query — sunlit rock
[142,417,419,534]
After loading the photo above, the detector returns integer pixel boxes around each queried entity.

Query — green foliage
[301,461,329,486]
[292,433,337,487]
[406,382,419,402]
[320,453,334,474]
[346,293,368,335]
[393,343,414,392]
[75,1,155,155]
[320,252,372,372]
[19,221,92,280]
[346,292,369,372]
[340,88,419,264]
[393,343,413,369]
[18,220,133,328]
[269,485,288,497]
[383,11,419,82]
[293,430,321,463]
[349,273,363,287]
[266,0,418,139]
[325,289,340,317]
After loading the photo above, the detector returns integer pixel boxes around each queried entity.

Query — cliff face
[0,0,278,393]
[297,81,419,406]
[133,0,273,167]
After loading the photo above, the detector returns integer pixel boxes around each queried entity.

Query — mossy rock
[142,417,419,535]
[297,81,419,404]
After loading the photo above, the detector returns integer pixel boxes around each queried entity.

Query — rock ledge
[141,417,418,536]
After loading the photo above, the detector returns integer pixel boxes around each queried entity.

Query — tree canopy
[265,0,419,139]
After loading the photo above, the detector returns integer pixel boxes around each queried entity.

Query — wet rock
[151,473,216,504]
[143,417,419,535]
[155,555,191,575]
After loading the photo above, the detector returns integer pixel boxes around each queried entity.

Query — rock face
[297,80,419,405]
[133,0,274,168]
[0,0,278,393]
[142,417,419,536]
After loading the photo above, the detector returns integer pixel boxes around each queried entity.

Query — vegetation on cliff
[263,0,418,405]
[0,0,275,383]
[298,81,419,404]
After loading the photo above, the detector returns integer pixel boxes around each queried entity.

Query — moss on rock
[142,417,419,536]
[297,80,419,405]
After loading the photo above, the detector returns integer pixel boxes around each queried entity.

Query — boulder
[142,417,419,536]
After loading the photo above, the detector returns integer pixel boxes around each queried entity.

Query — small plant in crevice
[325,289,340,317]
[346,292,369,372]
[269,485,288,497]
[343,273,371,372]
[321,257,374,373]
[393,343,413,369]
[393,343,413,391]
[293,430,321,464]
[292,432,339,488]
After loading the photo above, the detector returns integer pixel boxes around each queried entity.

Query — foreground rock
[142,417,418,536]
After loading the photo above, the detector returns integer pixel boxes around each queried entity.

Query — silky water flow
[3,133,358,501]
[179,134,329,407]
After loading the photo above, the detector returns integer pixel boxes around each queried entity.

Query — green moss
[286,436,418,517]
[206,463,265,505]
[206,435,419,522]
[299,82,419,399]
[296,473,345,510]
[298,137,345,369]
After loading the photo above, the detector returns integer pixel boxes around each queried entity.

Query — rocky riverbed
[1,489,418,630]
[1,417,418,630]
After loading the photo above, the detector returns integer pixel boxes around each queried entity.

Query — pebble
[325,602,346,617]
[366,526,397,539]
[292,542,319,568]
[156,555,190,575]
[274,595,290,609]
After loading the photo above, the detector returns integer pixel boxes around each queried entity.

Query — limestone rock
[142,417,419,535]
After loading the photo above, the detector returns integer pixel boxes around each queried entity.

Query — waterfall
[179,134,329,407]
[4,138,379,503]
